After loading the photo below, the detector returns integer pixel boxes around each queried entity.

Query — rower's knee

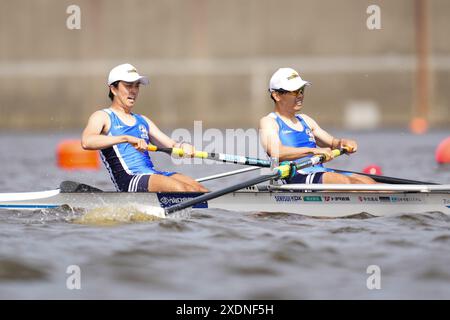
[339,175,352,184]
[147,174,208,192]
[172,182,198,192]
[174,182,208,192]
[187,185,209,193]
[350,174,378,184]
[170,174,208,192]
[323,172,352,184]
[192,182,209,192]
[148,175,190,192]
[184,185,198,192]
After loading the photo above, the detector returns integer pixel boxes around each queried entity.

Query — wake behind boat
[1,180,449,218]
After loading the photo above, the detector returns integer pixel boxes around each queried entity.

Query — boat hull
[1,189,449,218]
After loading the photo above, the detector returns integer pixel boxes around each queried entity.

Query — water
[0,130,450,299]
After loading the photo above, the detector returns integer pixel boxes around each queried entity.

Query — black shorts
[113,170,176,192]
[284,171,325,184]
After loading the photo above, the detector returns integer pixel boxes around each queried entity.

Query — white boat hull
[1,186,449,218]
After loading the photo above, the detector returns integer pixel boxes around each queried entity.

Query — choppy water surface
[0,130,449,299]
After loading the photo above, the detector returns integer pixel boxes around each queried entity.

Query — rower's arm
[259,116,321,161]
[301,114,334,147]
[81,111,135,150]
[302,114,358,152]
[143,116,178,148]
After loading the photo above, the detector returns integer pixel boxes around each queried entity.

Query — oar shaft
[148,145,271,167]
[165,172,279,214]
[165,149,347,215]
[207,152,271,167]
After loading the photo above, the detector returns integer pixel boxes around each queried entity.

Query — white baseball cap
[107,63,149,86]
[269,67,311,92]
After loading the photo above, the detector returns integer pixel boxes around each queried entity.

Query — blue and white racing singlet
[269,112,325,173]
[99,108,176,191]
[100,108,155,175]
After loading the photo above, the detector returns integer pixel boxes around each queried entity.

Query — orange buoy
[363,164,383,175]
[409,117,428,135]
[57,139,100,170]
[435,137,450,164]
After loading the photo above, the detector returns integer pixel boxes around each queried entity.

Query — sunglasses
[276,87,305,96]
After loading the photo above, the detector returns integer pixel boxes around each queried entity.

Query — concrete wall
[0,0,449,130]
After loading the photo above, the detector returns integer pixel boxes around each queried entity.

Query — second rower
[259,67,376,184]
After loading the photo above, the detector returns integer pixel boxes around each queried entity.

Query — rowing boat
[1,149,448,218]
[0,181,449,218]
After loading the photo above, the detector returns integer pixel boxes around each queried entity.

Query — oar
[157,148,346,216]
[147,145,271,167]
[328,168,439,185]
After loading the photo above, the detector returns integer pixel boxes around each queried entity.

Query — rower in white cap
[259,67,376,184]
[81,63,208,192]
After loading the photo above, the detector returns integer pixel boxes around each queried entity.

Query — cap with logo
[107,63,149,86]
[269,67,311,92]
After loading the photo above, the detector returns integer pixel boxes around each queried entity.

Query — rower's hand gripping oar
[150,148,346,217]
[147,145,271,167]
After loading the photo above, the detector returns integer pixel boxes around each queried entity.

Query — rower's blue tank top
[100,108,155,175]
[270,112,324,170]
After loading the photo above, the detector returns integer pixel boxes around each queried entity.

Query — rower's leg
[170,174,209,192]
[322,172,352,184]
[148,174,198,192]
[348,174,378,184]
[323,172,377,184]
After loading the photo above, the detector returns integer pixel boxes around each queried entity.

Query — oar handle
[167,147,208,158]
[275,148,347,179]
[312,148,345,164]
[148,145,212,159]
